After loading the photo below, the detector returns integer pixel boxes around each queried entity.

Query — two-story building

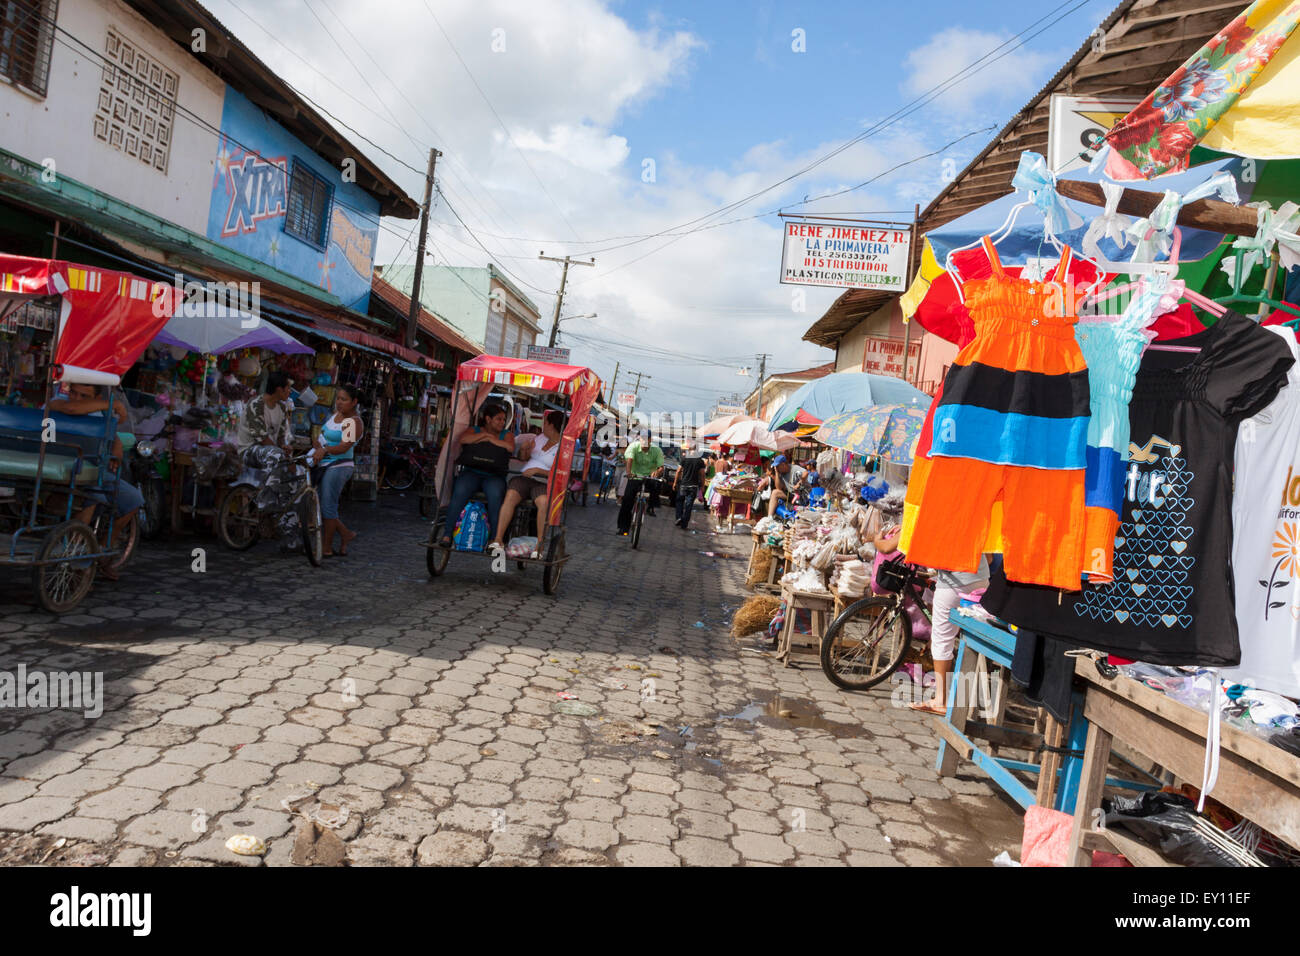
[0,0,445,370]
[380,263,543,358]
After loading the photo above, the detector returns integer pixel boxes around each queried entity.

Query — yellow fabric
[1201,31,1300,159]
[899,238,944,323]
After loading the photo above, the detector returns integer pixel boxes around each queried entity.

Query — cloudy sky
[206,0,1115,414]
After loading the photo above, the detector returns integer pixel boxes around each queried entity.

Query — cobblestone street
[0,494,1023,866]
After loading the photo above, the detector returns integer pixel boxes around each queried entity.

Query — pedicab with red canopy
[426,354,602,595]
[0,253,178,611]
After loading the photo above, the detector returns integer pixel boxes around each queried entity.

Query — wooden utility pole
[630,370,651,400]
[609,361,619,398]
[540,253,595,348]
[406,147,441,349]
[900,202,919,384]
[754,353,770,417]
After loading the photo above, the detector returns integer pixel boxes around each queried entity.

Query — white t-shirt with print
[1224,326,1300,696]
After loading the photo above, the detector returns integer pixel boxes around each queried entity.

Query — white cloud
[901,27,1056,114]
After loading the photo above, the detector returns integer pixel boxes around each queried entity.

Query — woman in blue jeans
[439,402,512,548]
[307,384,364,556]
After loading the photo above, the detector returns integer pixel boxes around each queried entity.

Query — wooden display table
[777,579,834,667]
[169,449,228,535]
[719,487,756,533]
[747,530,782,593]
[1067,657,1300,866]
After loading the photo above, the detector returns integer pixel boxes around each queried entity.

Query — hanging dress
[905,238,1089,590]
[1074,279,1178,582]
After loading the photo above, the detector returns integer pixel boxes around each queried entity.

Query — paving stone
[554,819,618,852]
[613,842,680,866]
[36,768,120,799]
[616,813,679,845]
[674,835,740,866]
[120,763,199,792]
[347,834,415,866]
[0,797,74,830]
[365,806,440,843]
[342,763,404,791]
[120,810,205,848]
[79,786,163,819]
[733,831,796,863]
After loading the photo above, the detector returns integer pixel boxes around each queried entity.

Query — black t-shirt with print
[983,310,1295,666]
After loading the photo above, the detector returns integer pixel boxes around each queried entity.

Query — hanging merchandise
[984,311,1295,666]
[1074,277,1181,583]
[1222,326,1300,696]
[905,239,1090,590]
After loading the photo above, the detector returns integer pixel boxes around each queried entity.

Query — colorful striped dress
[905,238,1090,590]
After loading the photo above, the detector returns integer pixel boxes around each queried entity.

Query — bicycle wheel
[139,478,166,540]
[385,465,415,491]
[297,488,323,567]
[820,596,912,691]
[630,497,644,549]
[217,487,260,551]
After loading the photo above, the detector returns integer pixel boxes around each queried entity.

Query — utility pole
[755,353,770,417]
[609,361,619,399]
[630,369,651,400]
[406,147,440,350]
[539,253,595,348]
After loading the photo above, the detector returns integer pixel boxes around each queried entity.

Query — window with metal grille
[284,159,333,249]
[484,309,504,354]
[0,0,57,98]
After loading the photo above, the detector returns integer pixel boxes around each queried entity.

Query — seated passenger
[491,410,564,555]
[48,383,143,581]
[440,402,512,548]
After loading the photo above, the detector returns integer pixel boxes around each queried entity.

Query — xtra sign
[780,221,910,291]
[1047,95,1143,176]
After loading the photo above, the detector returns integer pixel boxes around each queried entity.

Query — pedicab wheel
[217,487,259,550]
[102,511,140,572]
[426,520,451,577]
[33,521,98,614]
[819,596,912,691]
[298,488,323,567]
[542,533,565,595]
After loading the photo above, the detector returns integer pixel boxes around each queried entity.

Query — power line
[419,0,583,243]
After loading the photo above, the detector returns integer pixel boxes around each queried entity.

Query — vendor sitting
[237,371,294,466]
[48,383,143,581]
[490,410,564,556]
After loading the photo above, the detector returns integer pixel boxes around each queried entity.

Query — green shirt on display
[625,442,664,478]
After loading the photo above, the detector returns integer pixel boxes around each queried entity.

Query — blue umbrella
[767,372,928,429]
[925,157,1251,269]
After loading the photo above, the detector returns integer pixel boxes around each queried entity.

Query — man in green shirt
[618,431,664,535]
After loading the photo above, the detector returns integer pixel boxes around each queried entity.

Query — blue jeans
[84,474,144,517]
[318,462,354,520]
[444,469,505,539]
[675,484,698,529]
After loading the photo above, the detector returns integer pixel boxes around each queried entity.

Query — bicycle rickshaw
[0,254,178,612]
[424,355,601,595]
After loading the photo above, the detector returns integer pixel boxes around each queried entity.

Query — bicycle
[595,462,617,503]
[627,477,653,549]
[820,558,933,691]
[381,440,437,517]
[217,452,323,567]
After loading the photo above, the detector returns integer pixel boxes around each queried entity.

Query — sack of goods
[505,536,539,558]
[453,501,490,552]
[834,559,871,599]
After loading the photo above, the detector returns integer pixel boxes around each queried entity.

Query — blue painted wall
[206,89,380,312]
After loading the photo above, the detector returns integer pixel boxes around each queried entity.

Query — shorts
[508,475,547,501]
[84,475,144,517]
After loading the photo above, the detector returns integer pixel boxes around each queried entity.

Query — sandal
[909,701,946,715]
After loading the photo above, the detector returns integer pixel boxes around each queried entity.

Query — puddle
[723,691,873,739]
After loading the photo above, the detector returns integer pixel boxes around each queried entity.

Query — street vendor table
[169,450,227,534]
[718,487,755,533]
[1067,657,1300,866]
[777,579,834,667]
[936,609,1091,812]
[747,529,782,593]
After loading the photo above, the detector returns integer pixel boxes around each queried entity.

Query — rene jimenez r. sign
[780,221,911,291]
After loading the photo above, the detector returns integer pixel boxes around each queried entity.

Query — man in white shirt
[491,410,565,554]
